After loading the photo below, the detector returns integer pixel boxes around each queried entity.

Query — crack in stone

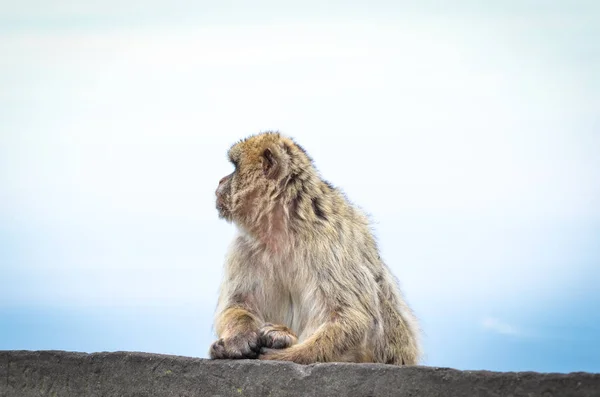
[151,358,167,373]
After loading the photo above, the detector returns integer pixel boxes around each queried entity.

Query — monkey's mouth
[216,197,232,220]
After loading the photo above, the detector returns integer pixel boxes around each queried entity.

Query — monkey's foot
[258,347,314,365]
[209,331,261,359]
[258,323,298,349]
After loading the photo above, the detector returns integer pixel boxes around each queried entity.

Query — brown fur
[209,132,421,365]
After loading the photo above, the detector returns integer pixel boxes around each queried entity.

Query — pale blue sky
[1,1,599,372]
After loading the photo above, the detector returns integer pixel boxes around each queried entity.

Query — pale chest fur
[232,236,322,341]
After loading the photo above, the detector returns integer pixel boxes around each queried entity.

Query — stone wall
[1,351,598,396]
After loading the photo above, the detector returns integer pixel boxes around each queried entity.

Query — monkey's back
[322,200,421,365]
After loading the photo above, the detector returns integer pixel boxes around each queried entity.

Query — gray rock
[0,350,598,397]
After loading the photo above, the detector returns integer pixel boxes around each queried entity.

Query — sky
[1,1,599,373]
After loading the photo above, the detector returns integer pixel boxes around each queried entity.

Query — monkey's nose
[219,176,228,185]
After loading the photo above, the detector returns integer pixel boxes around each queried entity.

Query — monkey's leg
[259,318,367,364]
[209,307,262,359]
[259,323,298,349]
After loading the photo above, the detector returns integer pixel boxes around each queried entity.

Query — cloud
[481,317,521,336]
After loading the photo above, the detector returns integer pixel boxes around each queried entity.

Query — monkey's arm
[210,236,268,359]
[215,306,260,339]
[210,304,263,359]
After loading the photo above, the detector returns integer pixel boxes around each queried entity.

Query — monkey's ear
[262,148,279,178]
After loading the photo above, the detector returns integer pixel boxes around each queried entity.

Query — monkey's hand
[209,331,261,359]
[259,323,298,349]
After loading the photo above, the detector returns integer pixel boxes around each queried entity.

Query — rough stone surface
[0,350,598,397]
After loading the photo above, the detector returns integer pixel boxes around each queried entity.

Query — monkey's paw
[209,331,261,359]
[259,323,298,349]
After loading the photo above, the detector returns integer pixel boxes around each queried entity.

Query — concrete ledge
[1,351,598,397]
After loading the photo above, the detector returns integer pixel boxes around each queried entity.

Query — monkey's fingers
[259,323,298,349]
[209,332,261,360]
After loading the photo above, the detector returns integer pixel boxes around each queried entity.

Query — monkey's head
[215,132,313,233]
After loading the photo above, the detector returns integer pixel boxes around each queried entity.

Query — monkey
[209,132,420,365]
